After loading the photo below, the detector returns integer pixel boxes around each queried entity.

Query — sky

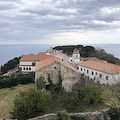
[0,0,120,45]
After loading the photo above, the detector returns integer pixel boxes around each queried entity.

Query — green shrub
[108,107,120,120]
[83,85,103,104]
[0,72,34,89]
[10,88,51,120]
[56,110,70,120]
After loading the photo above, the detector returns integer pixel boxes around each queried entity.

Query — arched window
[26,67,28,70]
[23,67,25,70]
[29,67,31,70]
[77,67,79,70]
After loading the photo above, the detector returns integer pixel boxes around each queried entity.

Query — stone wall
[35,61,81,92]
[28,108,111,120]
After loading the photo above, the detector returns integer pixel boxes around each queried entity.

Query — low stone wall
[28,113,56,120]
[28,107,117,120]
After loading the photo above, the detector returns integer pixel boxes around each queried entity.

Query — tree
[83,85,103,104]
[10,88,51,120]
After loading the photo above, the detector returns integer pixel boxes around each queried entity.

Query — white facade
[69,48,81,66]
[20,61,37,73]
[54,53,69,62]
[77,65,120,85]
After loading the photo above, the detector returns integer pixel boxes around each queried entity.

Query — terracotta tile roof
[74,48,79,52]
[77,60,120,74]
[20,54,52,61]
[3,73,9,76]
[35,56,80,73]
[38,52,47,55]
[35,57,55,71]
[52,51,68,57]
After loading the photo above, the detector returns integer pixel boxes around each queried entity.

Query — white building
[69,48,81,66]
[19,54,51,73]
[77,60,120,85]
[51,51,69,62]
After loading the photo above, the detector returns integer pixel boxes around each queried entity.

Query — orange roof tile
[74,48,79,52]
[20,54,52,61]
[3,73,9,76]
[35,56,80,73]
[52,51,68,57]
[77,60,120,74]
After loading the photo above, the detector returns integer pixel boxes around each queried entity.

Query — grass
[0,83,35,119]
[0,83,119,119]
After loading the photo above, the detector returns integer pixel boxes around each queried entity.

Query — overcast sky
[0,0,120,45]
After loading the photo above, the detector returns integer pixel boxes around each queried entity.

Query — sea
[0,44,120,67]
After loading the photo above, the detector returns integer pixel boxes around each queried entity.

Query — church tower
[72,48,80,63]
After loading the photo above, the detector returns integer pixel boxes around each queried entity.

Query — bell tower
[72,48,80,63]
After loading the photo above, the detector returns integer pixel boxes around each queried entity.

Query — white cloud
[0,0,120,44]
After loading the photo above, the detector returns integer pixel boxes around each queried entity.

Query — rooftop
[35,56,80,73]
[73,48,79,52]
[51,51,68,57]
[20,54,52,61]
[77,60,120,74]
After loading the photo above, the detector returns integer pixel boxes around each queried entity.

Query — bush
[56,110,70,120]
[10,88,51,120]
[83,85,103,104]
[108,107,120,120]
[0,72,34,89]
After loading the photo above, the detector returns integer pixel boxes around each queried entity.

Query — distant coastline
[0,44,120,67]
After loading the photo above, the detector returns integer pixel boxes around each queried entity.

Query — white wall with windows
[77,65,120,85]
[20,61,38,72]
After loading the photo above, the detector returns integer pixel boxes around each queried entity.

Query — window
[92,71,94,75]
[23,67,25,70]
[76,55,78,57]
[77,67,79,70]
[26,67,28,70]
[96,72,97,75]
[87,70,89,73]
[29,67,31,70]
[81,68,82,71]
[84,69,85,71]
[62,59,63,61]
[99,74,102,78]
[54,67,56,69]
[106,76,108,80]
[71,60,72,61]
[32,62,36,66]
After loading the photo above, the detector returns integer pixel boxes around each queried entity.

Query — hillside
[53,45,120,65]
[0,83,35,119]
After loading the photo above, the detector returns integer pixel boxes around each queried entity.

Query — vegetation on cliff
[53,45,120,65]
[0,57,21,74]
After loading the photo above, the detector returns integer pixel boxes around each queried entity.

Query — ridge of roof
[52,51,68,56]
[35,56,80,73]
[77,60,120,74]
[20,54,52,61]
[74,48,79,52]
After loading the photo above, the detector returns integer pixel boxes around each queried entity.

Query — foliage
[108,107,120,120]
[1,57,21,74]
[47,71,63,94]
[36,76,46,91]
[106,98,119,108]
[10,88,51,120]
[0,72,34,89]
[56,110,70,120]
[53,45,120,65]
[83,85,103,104]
